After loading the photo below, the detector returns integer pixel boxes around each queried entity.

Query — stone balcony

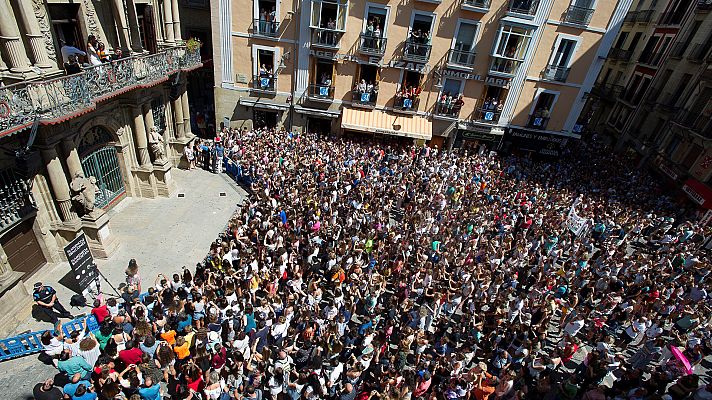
[0,46,202,137]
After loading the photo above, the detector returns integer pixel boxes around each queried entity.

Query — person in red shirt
[91,298,110,324]
[118,339,143,366]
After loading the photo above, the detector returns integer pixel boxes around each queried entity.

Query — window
[565,0,595,25]
[394,71,423,111]
[490,25,533,75]
[435,78,464,117]
[476,85,507,123]
[624,74,642,102]
[529,91,557,129]
[310,0,348,31]
[628,32,642,52]
[631,76,651,104]
[449,21,478,67]
[254,0,279,36]
[353,64,380,106]
[665,134,681,156]
[614,31,629,49]
[309,59,335,100]
[639,36,660,64]
[253,47,277,90]
[360,5,388,55]
[404,13,435,62]
[544,37,577,82]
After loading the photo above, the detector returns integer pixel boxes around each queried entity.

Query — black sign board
[64,234,97,291]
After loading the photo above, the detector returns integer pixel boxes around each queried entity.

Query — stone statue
[70,172,99,215]
[148,126,166,162]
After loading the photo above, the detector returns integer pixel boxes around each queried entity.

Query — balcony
[472,107,501,124]
[508,0,539,15]
[541,65,570,82]
[635,9,654,22]
[433,101,462,119]
[448,49,477,68]
[699,0,712,10]
[352,90,378,108]
[253,18,280,38]
[490,57,520,76]
[311,28,343,48]
[608,47,632,61]
[674,109,712,135]
[591,83,624,101]
[688,43,708,62]
[563,5,594,26]
[416,0,442,3]
[307,84,335,101]
[0,168,36,234]
[527,113,550,129]
[393,95,420,113]
[252,75,276,92]
[0,46,202,136]
[624,11,637,22]
[403,37,432,63]
[359,34,387,56]
[462,0,491,11]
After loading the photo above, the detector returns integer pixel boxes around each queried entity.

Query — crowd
[34,128,712,400]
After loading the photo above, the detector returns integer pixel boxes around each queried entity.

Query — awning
[239,98,289,111]
[341,108,432,140]
[294,106,340,118]
[682,178,712,209]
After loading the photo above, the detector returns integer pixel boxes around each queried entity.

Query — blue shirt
[138,384,162,400]
[64,380,91,397]
[72,392,98,400]
[177,315,193,332]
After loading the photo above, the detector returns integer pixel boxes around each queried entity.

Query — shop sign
[683,184,705,205]
[389,60,431,73]
[485,75,511,89]
[443,69,483,81]
[309,49,361,63]
[507,128,568,157]
[658,162,679,180]
[691,151,712,181]
[509,129,569,145]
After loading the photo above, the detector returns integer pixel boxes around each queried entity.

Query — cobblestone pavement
[0,168,245,400]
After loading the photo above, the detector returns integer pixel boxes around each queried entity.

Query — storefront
[340,107,432,142]
[452,121,504,151]
[501,128,571,157]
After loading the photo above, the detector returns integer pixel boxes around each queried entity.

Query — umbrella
[670,345,693,375]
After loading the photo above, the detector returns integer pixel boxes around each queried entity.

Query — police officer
[33,282,73,325]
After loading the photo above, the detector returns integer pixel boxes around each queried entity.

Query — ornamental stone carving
[31,0,57,64]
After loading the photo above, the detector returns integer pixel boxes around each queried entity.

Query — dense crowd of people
[35,128,712,400]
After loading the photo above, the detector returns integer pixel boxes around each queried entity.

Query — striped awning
[341,108,432,140]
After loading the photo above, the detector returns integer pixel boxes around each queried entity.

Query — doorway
[253,109,278,129]
[0,219,46,281]
[307,117,332,135]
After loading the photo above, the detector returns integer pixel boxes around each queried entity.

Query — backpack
[70,294,87,308]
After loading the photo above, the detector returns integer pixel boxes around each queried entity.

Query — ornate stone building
[0,0,202,335]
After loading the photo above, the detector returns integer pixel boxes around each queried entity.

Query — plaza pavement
[0,168,245,400]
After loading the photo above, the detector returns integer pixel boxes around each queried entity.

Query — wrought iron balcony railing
[359,33,387,56]
[674,109,712,135]
[462,0,491,10]
[542,65,571,82]
[0,168,35,234]
[635,9,654,22]
[352,90,378,108]
[508,0,539,15]
[564,5,594,25]
[608,47,632,61]
[591,83,624,101]
[253,18,280,37]
[311,28,343,48]
[624,11,637,22]
[434,101,462,118]
[699,0,712,10]
[403,37,432,62]
[448,49,477,68]
[489,57,521,75]
[0,46,202,136]
[473,106,501,124]
[393,95,420,112]
[308,84,335,101]
[252,75,277,92]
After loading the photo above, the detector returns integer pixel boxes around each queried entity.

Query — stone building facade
[0,0,202,335]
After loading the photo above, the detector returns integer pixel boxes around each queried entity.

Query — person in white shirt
[564,315,585,338]
[60,40,86,64]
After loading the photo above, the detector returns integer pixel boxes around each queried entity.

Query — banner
[566,195,590,236]
[64,234,97,291]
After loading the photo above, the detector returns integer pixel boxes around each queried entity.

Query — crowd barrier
[0,315,99,362]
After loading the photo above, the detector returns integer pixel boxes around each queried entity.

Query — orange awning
[341,108,432,140]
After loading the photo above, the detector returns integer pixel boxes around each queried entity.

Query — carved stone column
[126,0,144,53]
[162,0,175,44]
[12,0,53,69]
[172,97,184,139]
[41,146,78,222]
[171,0,181,42]
[181,90,193,137]
[133,106,151,167]
[0,0,32,73]
[62,138,83,177]
[111,0,131,52]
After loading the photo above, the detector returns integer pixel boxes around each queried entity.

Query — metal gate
[81,146,125,209]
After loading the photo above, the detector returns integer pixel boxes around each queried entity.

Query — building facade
[0,0,202,335]
[212,0,632,155]
[583,0,712,213]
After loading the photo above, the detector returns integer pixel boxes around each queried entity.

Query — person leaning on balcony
[65,55,82,75]
[86,35,102,67]
[60,39,87,65]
